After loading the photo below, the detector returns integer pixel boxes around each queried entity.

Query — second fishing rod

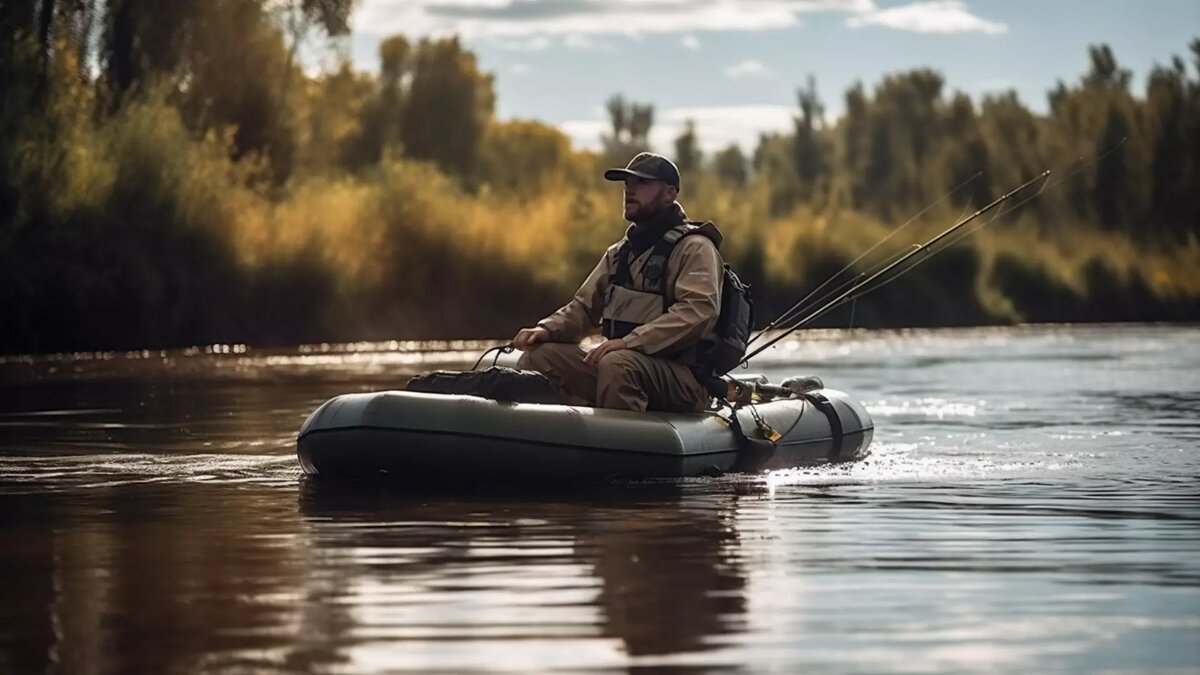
[739,169,1052,366]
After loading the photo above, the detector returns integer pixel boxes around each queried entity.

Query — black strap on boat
[799,391,844,460]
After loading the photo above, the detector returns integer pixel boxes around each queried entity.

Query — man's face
[622,176,675,221]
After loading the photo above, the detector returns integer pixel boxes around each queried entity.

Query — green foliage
[400,37,495,186]
[0,9,1198,353]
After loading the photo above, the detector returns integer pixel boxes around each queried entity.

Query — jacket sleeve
[622,237,722,356]
[535,246,615,342]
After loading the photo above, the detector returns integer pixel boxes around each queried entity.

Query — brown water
[1,325,1198,673]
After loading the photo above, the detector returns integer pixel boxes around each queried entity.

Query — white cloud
[559,119,611,150]
[484,35,553,51]
[510,63,531,75]
[559,104,796,154]
[562,33,617,51]
[349,0,1008,55]
[724,59,769,78]
[847,1,1007,34]
[352,0,877,39]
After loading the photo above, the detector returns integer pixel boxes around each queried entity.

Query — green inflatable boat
[297,380,873,480]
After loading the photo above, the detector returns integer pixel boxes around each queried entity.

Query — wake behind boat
[296,379,873,481]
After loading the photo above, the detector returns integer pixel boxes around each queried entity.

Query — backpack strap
[611,241,634,286]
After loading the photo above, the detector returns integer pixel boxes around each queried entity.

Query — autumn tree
[481,119,575,199]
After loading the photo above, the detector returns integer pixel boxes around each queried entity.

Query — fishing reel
[723,375,824,406]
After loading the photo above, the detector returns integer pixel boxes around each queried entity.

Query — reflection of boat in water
[296,383,872,480]
[297,480,751,663]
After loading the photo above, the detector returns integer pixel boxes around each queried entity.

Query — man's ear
[664,185,678,202]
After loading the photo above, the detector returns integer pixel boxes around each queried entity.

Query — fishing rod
[747,171,984,348]
[739,169,1051,366]
[832,138,1127,315]
[934,137,1128,254]
[788,199,994,326]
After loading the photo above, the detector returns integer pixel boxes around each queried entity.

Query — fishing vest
[601,221,754,378]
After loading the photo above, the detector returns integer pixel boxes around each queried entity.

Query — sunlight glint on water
[0,324,1197,673]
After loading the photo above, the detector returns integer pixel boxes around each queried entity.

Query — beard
[624,187,668,221]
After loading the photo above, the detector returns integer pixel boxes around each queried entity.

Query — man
[511,152,724,413]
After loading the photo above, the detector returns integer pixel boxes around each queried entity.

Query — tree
[301,62,375,172]
[399,36,495,185]
[345,34,410,168]
[673,119,702,180]
[793,75,830,203]
[936,92,990,208]
[754,132,802,217]
[481,119,574,199]
[602,94,654,163]
[274,0,353,97]
[839,82,871,209]
[712,144,748,189]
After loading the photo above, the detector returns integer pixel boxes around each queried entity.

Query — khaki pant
[518,342,710,413]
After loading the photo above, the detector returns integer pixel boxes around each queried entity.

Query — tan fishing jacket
[537,216,724,357]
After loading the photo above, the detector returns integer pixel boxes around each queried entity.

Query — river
[1,324,1197,673]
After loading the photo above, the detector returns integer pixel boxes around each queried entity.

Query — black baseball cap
[604,152,681,192]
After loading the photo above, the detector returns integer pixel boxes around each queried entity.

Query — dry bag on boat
[405,366,558,404]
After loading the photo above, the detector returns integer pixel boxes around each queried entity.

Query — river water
[1,324,1197,673]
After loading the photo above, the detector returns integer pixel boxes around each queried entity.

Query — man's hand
[583,338,628,365]
[513,326,551,350]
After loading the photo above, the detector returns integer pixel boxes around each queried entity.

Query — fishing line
[939,136,1126,252]
[744,136,1126,359]
[815,171,1054,314]
[747,171,984,346]
[739,170,1050,366]
[779,244,914,330]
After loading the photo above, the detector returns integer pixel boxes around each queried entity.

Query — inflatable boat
[296,380,873,481]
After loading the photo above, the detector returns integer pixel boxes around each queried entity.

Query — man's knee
[596,350,643,379]
[517,349,542,371]
[518,342,580,372]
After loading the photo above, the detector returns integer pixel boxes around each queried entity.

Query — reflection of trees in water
[0,479,751,672]
[584,498,745,657]
[297,480,748,662]
[0,485,312,673]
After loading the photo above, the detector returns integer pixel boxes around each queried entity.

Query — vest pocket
[602,285,665,324]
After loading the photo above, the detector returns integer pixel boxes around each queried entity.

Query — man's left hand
[583,338,628,365]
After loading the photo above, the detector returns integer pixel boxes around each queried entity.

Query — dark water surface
[1,325,1198,673]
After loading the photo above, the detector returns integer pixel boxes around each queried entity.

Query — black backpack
[704,262,754,376]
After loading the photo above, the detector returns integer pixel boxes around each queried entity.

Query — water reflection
[295,480,748,670]
[0,481,751,673]
[0,485,310,673]
[2,325,1198,672]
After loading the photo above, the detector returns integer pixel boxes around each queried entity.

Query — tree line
[0,1,1196,353]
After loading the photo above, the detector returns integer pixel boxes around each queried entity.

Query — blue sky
[341,0,1200,153]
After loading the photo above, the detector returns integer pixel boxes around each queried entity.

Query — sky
[339,0,1200,154]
